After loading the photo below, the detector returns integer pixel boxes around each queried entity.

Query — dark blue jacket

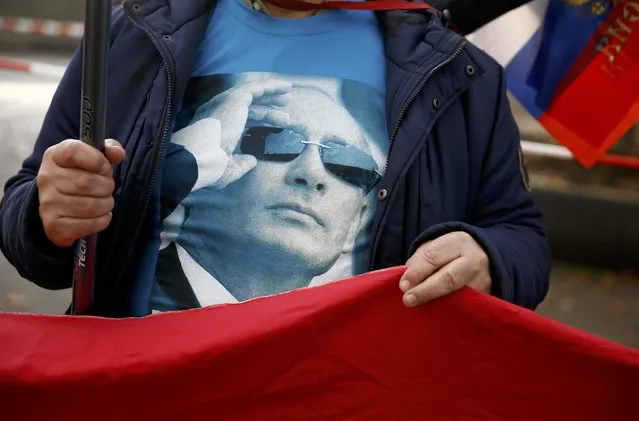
[0,0,551,317]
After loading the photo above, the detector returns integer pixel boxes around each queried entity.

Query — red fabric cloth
[1,267,638,420]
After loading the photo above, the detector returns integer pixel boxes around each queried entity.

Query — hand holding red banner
[1,267,637,420]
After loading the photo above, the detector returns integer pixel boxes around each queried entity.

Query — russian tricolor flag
[469,0,639,168]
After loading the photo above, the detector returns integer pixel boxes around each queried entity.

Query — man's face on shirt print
[182,83,382,276]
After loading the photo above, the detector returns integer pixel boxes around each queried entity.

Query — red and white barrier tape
[0,56,66,78]
[0,16,83,39]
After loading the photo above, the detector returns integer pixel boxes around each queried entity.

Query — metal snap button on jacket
[465,64,475,76]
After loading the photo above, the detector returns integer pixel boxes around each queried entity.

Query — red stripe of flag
[539,0,639,167]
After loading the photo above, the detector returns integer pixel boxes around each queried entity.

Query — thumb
[214,154,257,189]
[104,139,126,165]
[233,154,258,176]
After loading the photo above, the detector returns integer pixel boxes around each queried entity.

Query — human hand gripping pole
[71,0,112,315]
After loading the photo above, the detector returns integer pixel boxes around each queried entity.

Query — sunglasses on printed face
[240,126,382,194]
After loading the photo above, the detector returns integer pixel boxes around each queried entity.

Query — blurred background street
[1,1,638,349]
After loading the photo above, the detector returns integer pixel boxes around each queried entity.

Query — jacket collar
[375,7,465,127]
[128,0,214,33]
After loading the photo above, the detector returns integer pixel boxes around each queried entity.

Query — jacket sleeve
[409,66,551,310]
[430,0,534,35]
[0,47,86,290]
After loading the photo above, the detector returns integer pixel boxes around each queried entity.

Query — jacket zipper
[370,38,466,269]
[384,39,466,171]
[114,3,175,304]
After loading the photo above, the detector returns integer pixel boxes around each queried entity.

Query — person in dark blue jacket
[0,0,551,318]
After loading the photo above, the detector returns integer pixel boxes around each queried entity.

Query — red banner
[1,267,638,420]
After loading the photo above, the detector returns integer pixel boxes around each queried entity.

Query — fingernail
[399,280,411,292]
[404,294,417,307]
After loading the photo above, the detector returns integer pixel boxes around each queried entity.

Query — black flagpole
[71,0,111,315]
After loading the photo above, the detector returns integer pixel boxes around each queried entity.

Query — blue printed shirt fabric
[146,0,388,313]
